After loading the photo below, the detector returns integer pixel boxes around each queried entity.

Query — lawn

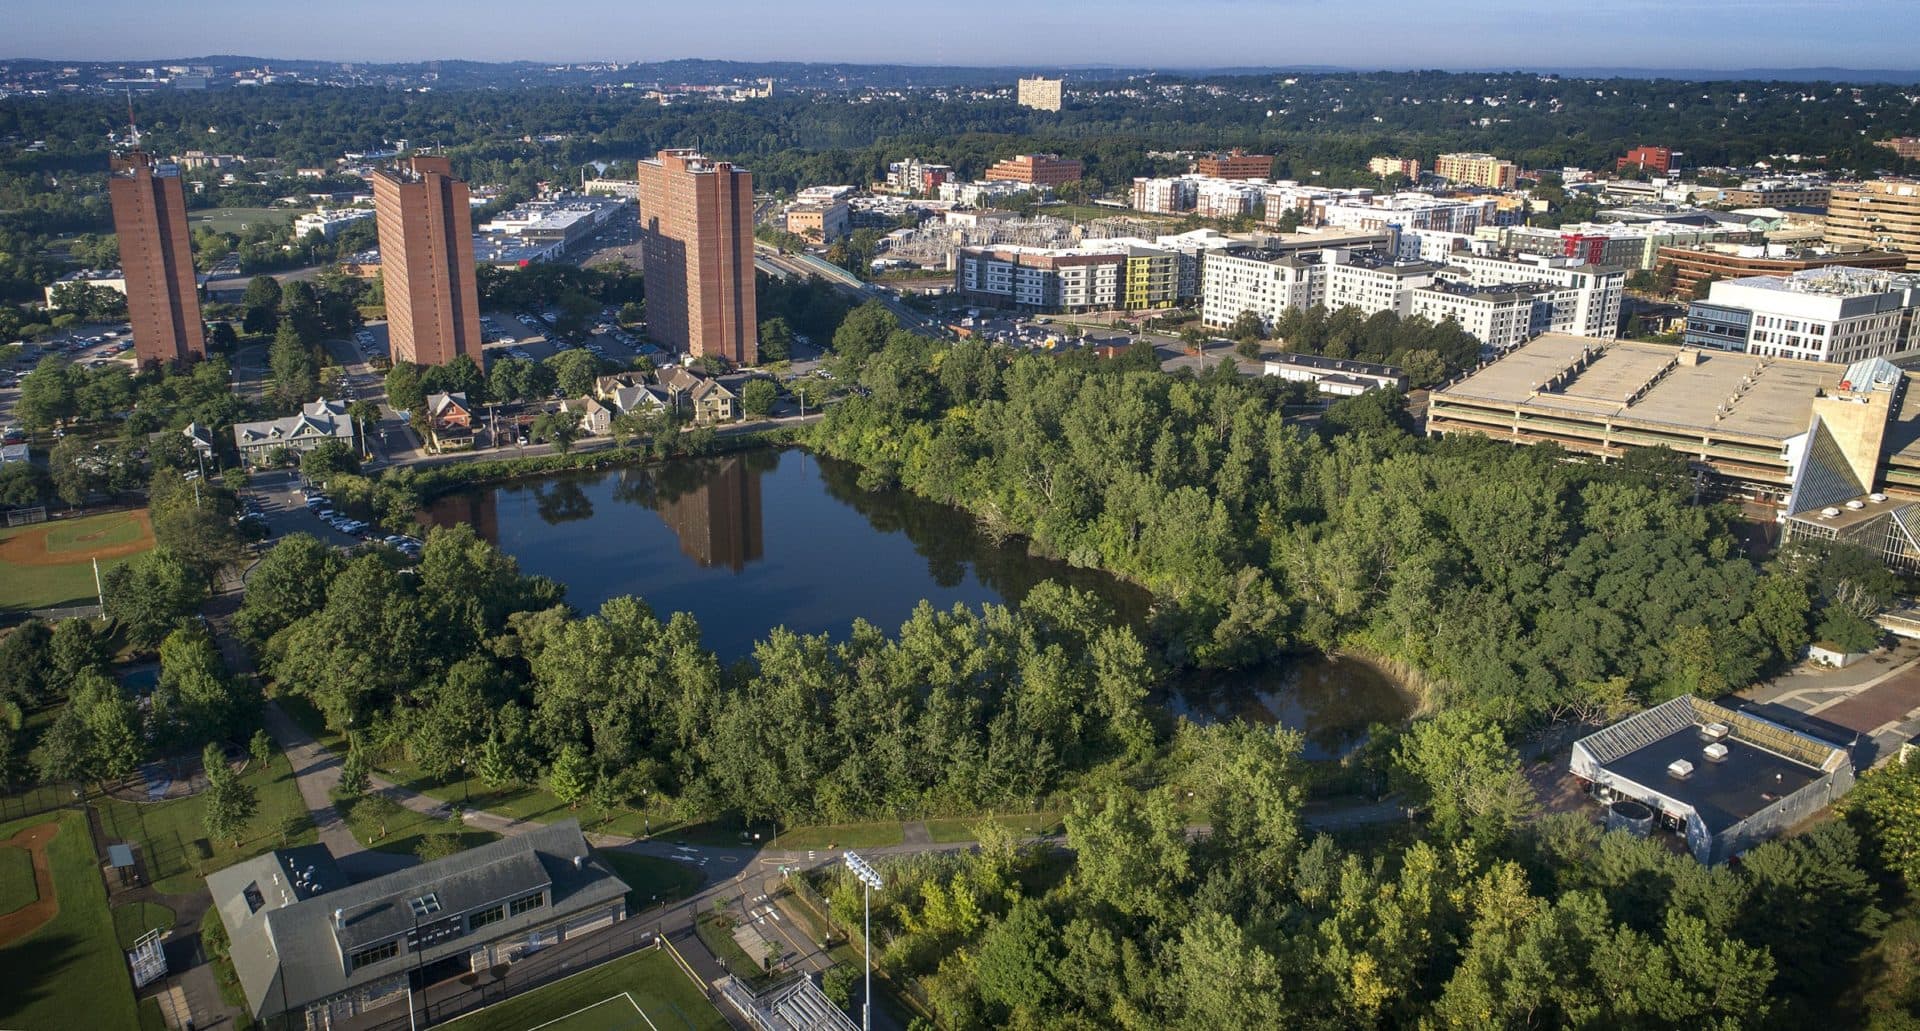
[0,810,141,1030]
[695,911,777,988]
[926,811,1064,843]
[443,947,727,1031]
[770,821,903,851]
[600,851,704,913]
[111,900,175,950]
[93,758,317,896]
[0,509,155,610]
[340,794,500,858]
[0,843,37,914]
[188,206,291,233]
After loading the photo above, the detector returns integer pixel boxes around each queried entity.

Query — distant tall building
[109,151,204,366]
[636,149,757,365]
[1434,152,1518,190]
[1193,150,1273,180]
[1016,76,1063,112]
[1828,179,1920,271]
[1874,137,1920,161]
[371,155,482,367]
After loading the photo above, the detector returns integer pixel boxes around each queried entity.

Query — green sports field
[0,508,154,611]
[444,949,726,1031]
[188,206,292,233]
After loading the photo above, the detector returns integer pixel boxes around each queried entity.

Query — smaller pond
[1163,656,1416,760]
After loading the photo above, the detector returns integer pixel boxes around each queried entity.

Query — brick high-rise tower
[372,155,482,367]
[109,151,204,366]
[636,149,757,365]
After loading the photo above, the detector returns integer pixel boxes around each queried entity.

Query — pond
[423,447,1413,754]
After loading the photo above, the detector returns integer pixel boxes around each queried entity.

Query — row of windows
[345,890,547,973]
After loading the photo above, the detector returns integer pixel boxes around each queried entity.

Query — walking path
[259,702,362,864]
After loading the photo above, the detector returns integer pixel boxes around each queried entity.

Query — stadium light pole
[844,851,884,1031]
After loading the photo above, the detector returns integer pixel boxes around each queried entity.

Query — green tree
[47,436,100,507]
[250,728,275,772]
[528,409,582,453]
[385,362,426,414]
[741,378,780,418]
[269,320,318,404]
[202,742,259,847]
[301,439,360,478]
[103,549,207,650]
[758,317,794,363]
[1395,709,1534,844]
[547,743,593,810]
[545,349,602,398]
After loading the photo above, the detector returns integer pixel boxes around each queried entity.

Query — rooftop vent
[1703,722,1730,741]
[1822,507,1842,518]
[333,907,345,930]
[1668,759,1696,779]
[1871,493,1889,502]
[1703,742,1730,762]
[1847,500,1866,510]
[573,855,586,871]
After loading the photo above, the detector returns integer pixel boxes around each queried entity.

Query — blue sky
[6,0,1917,70]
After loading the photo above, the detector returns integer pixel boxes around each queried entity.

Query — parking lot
[485,309,669,368]
[241,468,421,557]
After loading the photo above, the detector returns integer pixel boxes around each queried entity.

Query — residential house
[232,398,357,467]
[656,367,738,423]
[425,392,476,450]
[561,395,614,436]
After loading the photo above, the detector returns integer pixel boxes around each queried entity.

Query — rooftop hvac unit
[1703,742,1730,762]
[1668,759,1696,779]
[1703,722,1730,741]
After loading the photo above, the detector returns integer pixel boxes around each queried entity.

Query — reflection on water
[420,448,1414,748]
[1163,656,1414,760]
[420,448,1151,658]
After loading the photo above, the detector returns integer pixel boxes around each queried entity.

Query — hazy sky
[6,0,1918,70]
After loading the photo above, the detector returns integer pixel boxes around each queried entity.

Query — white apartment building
[1132,177,1197,214]
[1407,282,1550,352]
[1316,193,1499,235]
[1444,254,1624,339]
[294,207,376,241]
[1201,250,1326,329]
[1194,179,1265,219]
[1696,268,1920,364]
[1323,254,1436,317]
[939,179,1048,207]
[957,243,1127,312]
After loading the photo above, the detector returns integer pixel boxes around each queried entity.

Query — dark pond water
[423,447,1413,754]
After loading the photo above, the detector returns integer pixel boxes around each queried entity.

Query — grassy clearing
[188,207,291,233]
[600,851,704,913]
[925,811,1064,843]
[695,911,777,987]
[770,821,903,851]
[111,899,175,950]
[0,811,140,1030]
[0,509,154,610]
[340,795,499,859]
[442,947,727,1031]
[93,759,317,896]
[0,844,37,914]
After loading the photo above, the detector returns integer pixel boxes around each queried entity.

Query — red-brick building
[1616,146,1675,175]
[109,151,205,366]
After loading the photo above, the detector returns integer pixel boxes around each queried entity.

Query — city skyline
[7,0,1920,72]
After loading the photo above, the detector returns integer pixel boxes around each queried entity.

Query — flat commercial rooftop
[1434,334,1847,440]
[1607,728,1820,833]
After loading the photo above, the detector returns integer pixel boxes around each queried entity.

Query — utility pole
[844,851,884,1031]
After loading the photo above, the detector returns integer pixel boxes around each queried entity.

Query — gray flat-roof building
[207,820,628,1028]
[1571,696,1855,864]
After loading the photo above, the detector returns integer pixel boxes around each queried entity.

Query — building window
[510,892,545,916]
[350,940,400,971]
[469,904,506,931]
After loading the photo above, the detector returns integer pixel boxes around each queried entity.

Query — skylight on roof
[407,892,441,917]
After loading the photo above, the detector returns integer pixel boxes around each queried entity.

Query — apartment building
[1193,150,1273,180]
[1827,180,1920,270]
[637,149,757,364]
[371,155,482,367]
[109,150,204,366]
[984,154,1084,187]
[1656,244,1908,296]
[1444,254,1624,339]
[1407,281,1549,352]
[1874,137,1920,160]
[1132,177,1197,214]
[1434,152,1518,190]
[1616,146,1676,175]
[1684,267,1920,363]
[886,158,951,196]
[1320,193,1499,235]
[1368,156,1422,180]
[1487,220,1761,272]
[1721,178,1831,209]
[1200,249,1326,330]
[956,244,1124,313]
[1324,254,1436,316]
[785,200,850,242]
[1016,76,1063,112]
